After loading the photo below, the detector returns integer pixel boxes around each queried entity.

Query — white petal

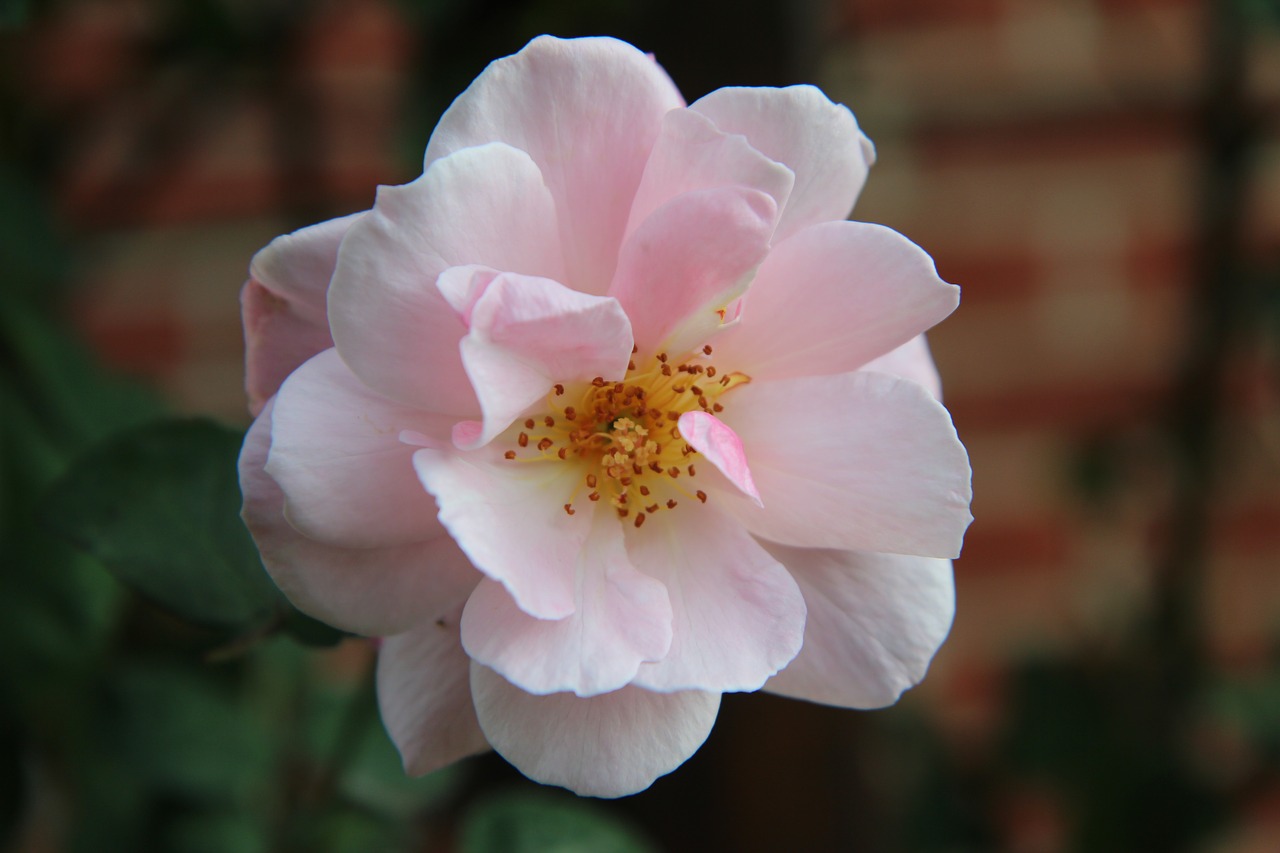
[711,221,958,381]
[624,107,794,243]
[628,508,806,693]
[378,608,491,776]
[328,143,562,414]
[691,85,874,242]
[265,349,451,548]
[715,371,972,557]
[240,399,479,637]
[763,545,954,708]
[471,664,719,798]
[451,272,633,449]
[460,512,671,697]
[412,446,586,620]
[425,36,684,292]
[609,186,775,356]
[860,335,943,401]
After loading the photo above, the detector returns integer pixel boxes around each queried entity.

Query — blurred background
[4,0,1280,850]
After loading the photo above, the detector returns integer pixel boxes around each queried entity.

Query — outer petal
[609,187,776,356]
[451,272,634,449]
[762,545,954,708]
[328,143,563,414]
[425,36,685,293]
[624,108,794,243]
[628,508,806,693]
[266,349,450,548]
[471,664,720,798]
[710,222,959,381]
[715,371,972,557]
[378,607,491,777]
[860,335,943,401]
[243,212,360,415]
[241,399,478,636]
[691,86,875,243]
[412,447,585,620]
[460,513,672,697]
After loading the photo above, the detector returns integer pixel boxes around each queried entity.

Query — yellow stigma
[500,345,749,524]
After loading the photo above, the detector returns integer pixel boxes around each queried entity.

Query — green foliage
[43,418,287,633]
[0,0,27,29]
[461,791,658,853]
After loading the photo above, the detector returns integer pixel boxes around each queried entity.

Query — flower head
[239,35,972,798]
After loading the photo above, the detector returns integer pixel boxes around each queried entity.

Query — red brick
[946,382,1167,431]
[916,107,1191,170]
[75,311,184,379]
[956,519,1074,574]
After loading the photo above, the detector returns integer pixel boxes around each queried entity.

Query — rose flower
[239,35,972,797]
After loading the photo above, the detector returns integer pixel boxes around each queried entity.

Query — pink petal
[243,212,360,415]
[240,399,479,636]
[691,85,875,243]
[710,222,959,381]
[242,281,335,418]
[265,349,451,548]
[628,508,806,693]
[471,664,720,798]
[424,36,684,294]
[714,371,972,557]
[624,107,794,243]
[609,187,776,356]
[676,411,761,506]
[762,545,954,708]
[378,607,491,776]
[860,335,943,401]
[328,143,563,415]
[250,211,363,310]
[460,514,672,697]
[451,272,634,449]
[411,446,587,620]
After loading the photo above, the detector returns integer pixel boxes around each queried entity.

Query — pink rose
[239,35,971,798]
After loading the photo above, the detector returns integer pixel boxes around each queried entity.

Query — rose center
[500,345,749,528]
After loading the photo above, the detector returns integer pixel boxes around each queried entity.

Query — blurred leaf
[0,0,28,29]
[283,609,350,648]
[108,662,278,804]
[291,808,404,853]
[42,418,286,633]
[1208,664,1280,755]
[0,296,163,449]
[461,791,657,853]
[1237,0,1280,28]
[163,812,270,853]
[0,164,69,299]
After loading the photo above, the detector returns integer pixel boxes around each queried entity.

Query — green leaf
[461,791,657,853]
[42,418,286,632]
[0,0,29,30]
[283,609,350,648]
[106,662,278,805]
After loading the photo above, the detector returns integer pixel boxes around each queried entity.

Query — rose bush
[239,35,972,797]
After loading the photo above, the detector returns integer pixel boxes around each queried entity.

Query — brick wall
[821,0,1280,776]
